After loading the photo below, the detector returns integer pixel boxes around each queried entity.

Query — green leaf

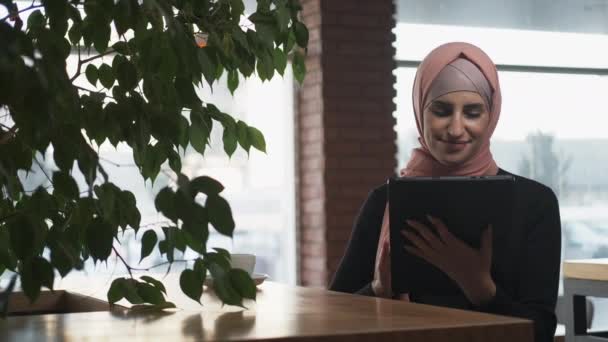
[140,275,167,294]
[198,48,217,87]
[123,279,145,304]
[0,227,16,271]
[50,241,76,277]
[136,282,165,305]
[206,195,235,237]
[189,108,212,154]
[168,150,181,173]
[213,248,231,260]
[193,258,207,281]
[227,69,239,95]
[114,58,138,90]
[33,257,55,291]
[180,269,203,303]
[208,262,242,307]
[8,216,46,260]
[112,41,130,55]
[190,176,224,195]
[182,228,207,254]
[140,230,157,262]
[27,10,46,34]
[108,278,126,304]
[255,23,276,48]
[292,50,306,84]
[275,3,290,33]
[98,63,115,89]
[155,188,177,222]
[68,21,82,45]
[86,218,114,262]
[230,0,245,17]
[93,21,111,53]
[273,47,287,76]
[85,64,98,87]
[94,184,116,218]
[174,77,199,108]
[236,121,250,152]
[230,268,256,300]
[222,122,238,157]
[20,259,41,302]
[248,126,266,153]
[293,21,309,48]
[52,171,79,199]
[120,191,141,231]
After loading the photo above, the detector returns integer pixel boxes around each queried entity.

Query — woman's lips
[439,139,470,151]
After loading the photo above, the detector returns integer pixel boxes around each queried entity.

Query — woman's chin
[437,153,472,167]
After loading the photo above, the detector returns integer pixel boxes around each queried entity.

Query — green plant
[0,0,307,313]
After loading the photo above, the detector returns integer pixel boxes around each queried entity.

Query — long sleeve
[328,186,386,294]
[478,188,561,342]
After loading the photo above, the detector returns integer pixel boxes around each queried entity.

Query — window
[395,6,608,328]
[1,1,297,288]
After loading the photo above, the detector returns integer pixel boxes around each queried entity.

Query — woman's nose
[447,114,465,138]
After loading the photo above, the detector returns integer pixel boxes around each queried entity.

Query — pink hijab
[375,43,502,297]
[403,42,502,177]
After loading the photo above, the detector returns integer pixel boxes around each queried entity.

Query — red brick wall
[297,0,397,287]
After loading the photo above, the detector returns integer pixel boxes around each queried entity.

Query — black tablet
[388,175,515,296]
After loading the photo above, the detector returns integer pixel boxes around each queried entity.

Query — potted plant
[0,0,307,315]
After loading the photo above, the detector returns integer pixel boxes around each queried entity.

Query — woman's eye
[465,111,481,118]
[431,109,450,117]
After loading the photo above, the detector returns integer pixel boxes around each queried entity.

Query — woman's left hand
[403,215,496,306]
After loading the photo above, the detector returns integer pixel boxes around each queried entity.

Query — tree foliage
[0,0,307,313]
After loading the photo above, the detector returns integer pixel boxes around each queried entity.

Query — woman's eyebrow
[463,103,485,111]
[431,100,452,109]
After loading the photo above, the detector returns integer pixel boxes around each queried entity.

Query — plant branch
[99,157,137,168]
[0,125,17,145]
[125,259,193,272]
[0,3,43,22]
[112,246,134,279]
[70,49,115,82]
[33,157,53,186]
[81,49,115,64]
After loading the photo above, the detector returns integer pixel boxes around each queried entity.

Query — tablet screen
[388,175,515,296]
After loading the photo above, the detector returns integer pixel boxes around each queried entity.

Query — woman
[329,42,561,342]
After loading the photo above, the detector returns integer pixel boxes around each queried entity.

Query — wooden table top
[564,258,608,281]
[1,273,533,341]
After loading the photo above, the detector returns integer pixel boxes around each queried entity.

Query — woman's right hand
[372,237,392,298]
[373,204,409,301]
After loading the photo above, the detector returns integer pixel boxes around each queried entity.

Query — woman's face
[422,91,490,166]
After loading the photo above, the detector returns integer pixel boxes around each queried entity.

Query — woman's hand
[402,215,496,306]
[372,237,392,298]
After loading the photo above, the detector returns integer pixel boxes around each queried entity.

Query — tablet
[388,175,515,296]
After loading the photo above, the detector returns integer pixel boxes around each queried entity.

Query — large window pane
[394,22,608,329]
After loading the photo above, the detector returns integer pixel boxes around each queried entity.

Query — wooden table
[1,273,533,341]
[564,259,608,341]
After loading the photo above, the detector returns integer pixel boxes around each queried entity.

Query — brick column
[297,0,397,287]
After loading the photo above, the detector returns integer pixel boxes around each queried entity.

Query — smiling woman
[329,42,562,342]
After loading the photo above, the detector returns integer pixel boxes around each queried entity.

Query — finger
[406,219,441,249]
[404,245,436,264]
[385,234,391,254]
[381,238,390,265]
[481,224,493,261]
[427,215,454,244]
[402,229,432,252]
[398,293,410,301]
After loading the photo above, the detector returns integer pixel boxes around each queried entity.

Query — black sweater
[329,169,561,342]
